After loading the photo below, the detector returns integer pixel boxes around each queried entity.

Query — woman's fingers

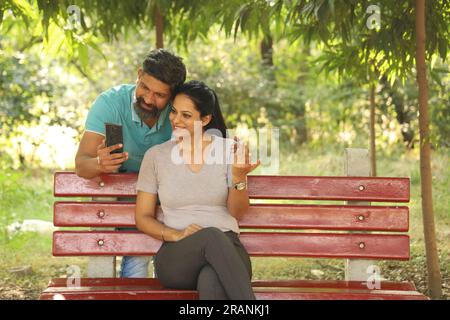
[180,224,203,240]
[187,224,203,233]
[249,160,261,172]
[245,144,250,165]
[233,139,246,165]
[232,138,260,169]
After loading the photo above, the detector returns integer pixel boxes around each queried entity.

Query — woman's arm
[227,141,260,220]
[135,191,202,241]
[227,175,249,220]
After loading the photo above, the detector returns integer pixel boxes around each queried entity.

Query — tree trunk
[379,76,416,149]
[260,35,274,67]
[415,0,442,299]
[294,45,310,145]
[155,7,164,49]
[369,84,377,176]
[260,34,276,84]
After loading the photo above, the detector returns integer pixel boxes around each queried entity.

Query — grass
[0,146,449,299]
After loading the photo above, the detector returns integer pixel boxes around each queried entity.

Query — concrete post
[87,197,117,278]
[344,148,376,282]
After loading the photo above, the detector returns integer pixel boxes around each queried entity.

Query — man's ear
[201,115,212,127]
[137,68,143,82]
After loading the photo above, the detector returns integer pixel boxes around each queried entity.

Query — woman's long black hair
[173,80,227,138]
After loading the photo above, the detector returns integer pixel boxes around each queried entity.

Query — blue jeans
[120,256,152,278]
[117,226,152,278]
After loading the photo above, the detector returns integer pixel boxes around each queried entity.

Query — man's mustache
[134,97,161,121]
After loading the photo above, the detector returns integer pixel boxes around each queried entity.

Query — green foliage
[0,169,30,242]
[0,41,88,169]
[0,162,53,243]
[0,0,449,169]
[183,34,310,146]
[3,1,450,82]
[0,0,37,25]
[0,6,88,131]
[429,65,450,148]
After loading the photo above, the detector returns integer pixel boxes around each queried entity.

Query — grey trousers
[154,227,255,300]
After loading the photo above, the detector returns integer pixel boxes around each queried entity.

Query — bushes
[0,163,53,243]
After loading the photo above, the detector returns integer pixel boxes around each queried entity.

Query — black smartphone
[105,123,123,154]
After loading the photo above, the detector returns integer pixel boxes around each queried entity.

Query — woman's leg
[155,227,255,300]
[197,265,228,299]
[224,231,253,279]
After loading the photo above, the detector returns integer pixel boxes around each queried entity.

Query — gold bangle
[161,226,165,241]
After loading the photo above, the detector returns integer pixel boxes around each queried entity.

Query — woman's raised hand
[231,137,260,181]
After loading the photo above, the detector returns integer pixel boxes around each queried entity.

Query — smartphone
[105,123,123,154]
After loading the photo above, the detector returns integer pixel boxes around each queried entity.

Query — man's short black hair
[142,49,186,92]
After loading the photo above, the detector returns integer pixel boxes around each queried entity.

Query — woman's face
[170,94,211,138]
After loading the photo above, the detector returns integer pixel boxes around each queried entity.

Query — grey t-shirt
[136,136,239,234]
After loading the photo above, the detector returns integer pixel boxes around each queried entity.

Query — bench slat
[249,176,410,202]
[54,202,409,231]
[47,277,418,292]
[53,231,410,260]
[40,286,428,300]
[54,172,410,202]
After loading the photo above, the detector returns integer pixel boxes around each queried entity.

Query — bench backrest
[52,172,410,261]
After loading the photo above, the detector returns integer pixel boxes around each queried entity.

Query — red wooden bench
[39,149,429,300]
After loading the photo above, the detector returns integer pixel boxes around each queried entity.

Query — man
[75,49,186,277]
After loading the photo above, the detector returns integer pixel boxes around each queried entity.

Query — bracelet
[233,181,247,190]
[161,226,165,241]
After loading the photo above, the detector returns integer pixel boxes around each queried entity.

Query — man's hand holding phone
[96,123,128,173]
[96,140,128,173]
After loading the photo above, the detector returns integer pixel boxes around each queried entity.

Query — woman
[135,80,260,300]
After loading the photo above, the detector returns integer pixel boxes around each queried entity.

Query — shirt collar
[131,87,139,123]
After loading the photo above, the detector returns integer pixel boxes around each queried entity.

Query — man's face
[134,70,172,121]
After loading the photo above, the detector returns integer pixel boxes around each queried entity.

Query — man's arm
[75,131,128,179]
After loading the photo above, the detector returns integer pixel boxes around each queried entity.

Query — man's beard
[133,97,162,122]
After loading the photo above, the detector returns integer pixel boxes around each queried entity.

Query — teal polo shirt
[85,84,172,172]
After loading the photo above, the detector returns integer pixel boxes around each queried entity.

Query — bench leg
[345,259,377,282]
[87,256,116,278]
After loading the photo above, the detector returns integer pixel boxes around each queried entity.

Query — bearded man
[75,49,186,278]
